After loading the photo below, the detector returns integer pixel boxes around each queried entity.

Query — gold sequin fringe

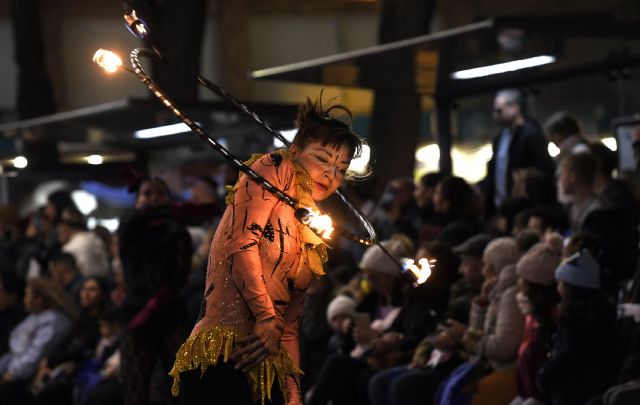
[169,326,302,405]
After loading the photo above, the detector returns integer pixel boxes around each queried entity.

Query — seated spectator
[306,235,412,405]
[589,142,640,285]
[510,236,562,405]
[557,152,602,232]
[438,237,524,405]
[414,172,445,228]
[31,276,111,404]
[0,277,76,403]
[544,111,589,163]
[58,208,110,278]
[78,306,124,405]
[539,250,619,405]
[427,176,482,246]
[371,177,421,241]
[325,295,358,357]
[448,233,493,324]
[0,269,26,356]
[49,252,84,303]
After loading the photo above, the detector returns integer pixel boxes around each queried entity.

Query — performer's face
[294,141,352,201]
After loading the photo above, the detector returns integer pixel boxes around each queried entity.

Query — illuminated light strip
[134,122,200,139]
[452,55,556,80]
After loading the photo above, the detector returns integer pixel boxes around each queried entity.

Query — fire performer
[170,96,367,405]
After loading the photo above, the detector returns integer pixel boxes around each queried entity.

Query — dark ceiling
[250,16,640,98]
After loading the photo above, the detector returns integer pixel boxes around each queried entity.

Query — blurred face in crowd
[329,314,350,333]
[481,260,498,281]
[58,222,74,244]
[493,94,521,127]
[558,162,576,197]
[23,286,43,313]
[80,278,103,309]
[136,180,170,209]
[414,182,435,209]
[363,269,396,297]
[190,180,217,205]
[99,320,119,339]
[432,183,448,213]
[49,261,66,286]
[294,141,352,202]
[459,254,485,288]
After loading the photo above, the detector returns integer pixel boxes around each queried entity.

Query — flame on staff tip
[296,208,334,239]
[92,49,123,73]
[401,257,435,286]
[124,10,148,38]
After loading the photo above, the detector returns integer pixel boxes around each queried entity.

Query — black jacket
[483,119,556,216]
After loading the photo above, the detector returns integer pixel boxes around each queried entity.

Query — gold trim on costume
[169,326,302,405]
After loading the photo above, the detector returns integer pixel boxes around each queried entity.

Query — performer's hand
[232,317,281,372]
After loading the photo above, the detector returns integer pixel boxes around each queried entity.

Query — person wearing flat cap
[445,233,493,324]
[539,249,618,405]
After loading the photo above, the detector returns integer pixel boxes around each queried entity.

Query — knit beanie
[555,249,601,289]
[326,295,357,324]
[516,241,562,286]
[359,234,414,276]
[483,237,521,273]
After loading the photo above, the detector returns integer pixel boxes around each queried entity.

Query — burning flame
[93,49,123,73]
[124,10,148,37]
[301,208,334,239]
[402,258,435,286]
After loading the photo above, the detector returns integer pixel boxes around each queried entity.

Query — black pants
[179,362,284,405]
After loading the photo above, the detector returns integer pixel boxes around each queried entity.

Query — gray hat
[555,249,601,289]
[453,233,494,257]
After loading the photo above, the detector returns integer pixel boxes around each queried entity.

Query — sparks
[298,208,334,239]
[401,258,435,286]
[93,49,123,73]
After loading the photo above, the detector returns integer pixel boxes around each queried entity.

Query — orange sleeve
[225,153,295,322]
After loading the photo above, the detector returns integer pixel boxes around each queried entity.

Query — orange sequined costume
[170,149,328,404]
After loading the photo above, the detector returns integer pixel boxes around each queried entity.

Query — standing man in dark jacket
[482,89,556,217]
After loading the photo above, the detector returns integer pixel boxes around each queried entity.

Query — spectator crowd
[1,89,640,405]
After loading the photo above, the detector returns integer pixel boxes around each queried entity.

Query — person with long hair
[170,95,367,405]
[0,277,76,402]
[510,236,562,405]
[539,249,618,405]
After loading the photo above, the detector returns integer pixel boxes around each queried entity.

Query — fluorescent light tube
[452,55,556,80]
[134,122,198,139]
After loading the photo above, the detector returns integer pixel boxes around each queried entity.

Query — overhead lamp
[13,156,28,169]
[87,155,104,165]
[451,55,556,80]
[134,122,199,139]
